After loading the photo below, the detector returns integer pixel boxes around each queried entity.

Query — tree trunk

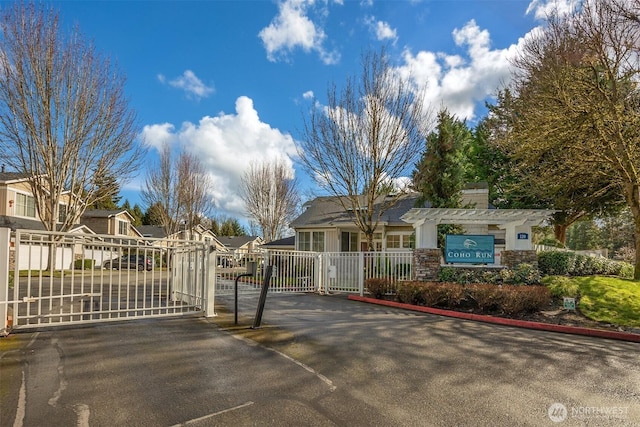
[624,183,640,280]
[634,219,640,280]
[553,223,568,246]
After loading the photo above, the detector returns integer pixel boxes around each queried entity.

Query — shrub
[538,251,577,275]
[438,267,459,283]
[422,282,465,307]
[364,278,392,299]
[74,259,95,270]
[498,263,541,285]
[500,286,551,315]
[541,276,579,298]
[538,250,633,278]
[465,284,504,312]
[396,282,424,305]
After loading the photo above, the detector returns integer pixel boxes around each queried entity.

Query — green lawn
[572,276,640,328]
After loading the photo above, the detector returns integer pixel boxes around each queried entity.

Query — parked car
[103,255,154,271]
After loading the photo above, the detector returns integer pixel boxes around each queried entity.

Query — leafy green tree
[142,202,166,226]
[566,220,603,251]
[502,0,640,277]
[130,204,144,227]
[208,216,246,237]
[87,171,121,210]
[412,108,471,209]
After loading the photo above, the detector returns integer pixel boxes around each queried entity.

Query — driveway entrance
[2,293,637,426]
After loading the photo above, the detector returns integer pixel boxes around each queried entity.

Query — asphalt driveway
[1,292,638,426]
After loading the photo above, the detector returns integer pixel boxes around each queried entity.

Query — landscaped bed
[363,274,640,335]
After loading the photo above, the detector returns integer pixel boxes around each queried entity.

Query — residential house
[289,185,507,254]
[80,209,143,239]
[137,224,227,251]
[260,236,295,251]
[217,236,264,255]
[0,171,76,231]
[289,192,420,253]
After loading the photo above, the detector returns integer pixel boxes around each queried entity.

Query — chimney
[461,182,489,209]
[1,164,4,173]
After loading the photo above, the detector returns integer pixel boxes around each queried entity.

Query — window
[341,231,359,252]
[118,220,129,235]
[386,234,401,249]
[386,233,415,250]
[15,193,36,218]
[312,231,325,252]
[298,231,325,252]
[58,204,67,223]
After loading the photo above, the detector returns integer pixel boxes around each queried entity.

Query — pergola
[400,208,556,251]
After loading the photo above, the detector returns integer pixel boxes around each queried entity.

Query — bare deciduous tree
[298,48,430,250]
[241,160,299,242]
[0,2,144,232]
[142,144,212,239]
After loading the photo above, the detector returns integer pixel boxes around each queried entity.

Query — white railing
[2,228,210,331]
[320,251,413,295]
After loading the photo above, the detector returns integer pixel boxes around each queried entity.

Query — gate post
[0,227,11,335]
[205,250,217,317]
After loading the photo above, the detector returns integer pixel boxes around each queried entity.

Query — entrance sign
[445,235,495,264]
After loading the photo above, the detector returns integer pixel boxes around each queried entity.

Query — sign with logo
[445,235,495,264]
[563,297,576,310]
[517,233,529,240]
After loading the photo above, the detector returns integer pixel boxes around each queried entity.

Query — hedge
[73,259,95,270]
[438,263,540,285]
[537,251,633,278]
[367,279,551,316]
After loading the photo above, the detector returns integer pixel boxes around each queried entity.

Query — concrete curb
[348,295,640,343]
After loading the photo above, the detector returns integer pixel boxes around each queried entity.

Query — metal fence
[213,250,319,295]
[1,228,211,332]
[321,251,414,294]
[1,226,416,333]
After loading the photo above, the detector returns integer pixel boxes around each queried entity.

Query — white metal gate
[213,250,319,295]
[0,228,211,332]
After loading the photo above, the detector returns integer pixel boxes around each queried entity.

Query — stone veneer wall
[413,248,442,281]
[412,249,539,282]
[501,250,538,269]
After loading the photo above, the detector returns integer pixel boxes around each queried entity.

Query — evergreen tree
[130,204,144,227]
[142,202,166,226]
[87,172,121,210]
[412,108,471,209]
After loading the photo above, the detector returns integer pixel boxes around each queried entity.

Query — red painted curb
[348,295,640,343]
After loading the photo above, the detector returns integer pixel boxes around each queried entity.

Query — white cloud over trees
[141,96,297,218]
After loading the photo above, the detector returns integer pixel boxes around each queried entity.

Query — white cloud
[397,19,529,121]
[259,0,340,64]
[158,70,214,100]
[140,96,297,220]
[526,0,579,20]
[139,123,176,150]
[365,16,398,43]
[302,90,314,99]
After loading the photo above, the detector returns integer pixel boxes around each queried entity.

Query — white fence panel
[321,251,413,295]
[267,250,318,293]
[5,229,210,331]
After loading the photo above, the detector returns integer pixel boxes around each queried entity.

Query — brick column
[501,250,538,269]
[413,248,442,281]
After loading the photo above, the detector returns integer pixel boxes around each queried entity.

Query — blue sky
[45,0,576,223]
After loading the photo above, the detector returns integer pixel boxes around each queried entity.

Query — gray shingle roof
[290,193,427,228]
